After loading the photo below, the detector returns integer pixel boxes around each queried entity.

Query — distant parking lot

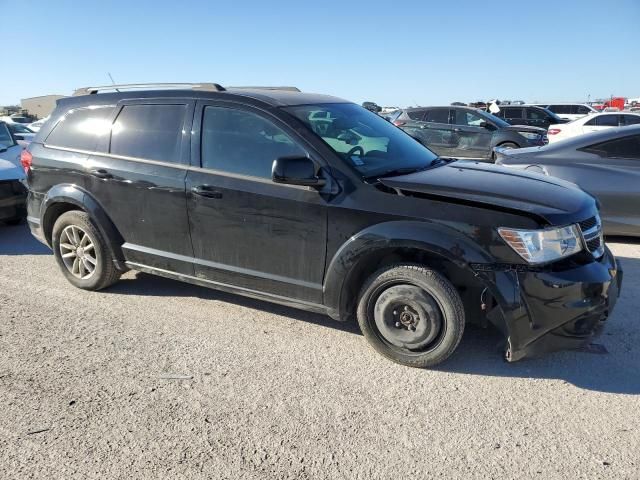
[1,223,639,479]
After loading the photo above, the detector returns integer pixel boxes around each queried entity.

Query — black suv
[24,83,622,367]
[393,106,548,161]
[491,105,569,129]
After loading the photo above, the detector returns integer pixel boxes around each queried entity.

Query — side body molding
[40,184,125,265]
[322,220,495,320]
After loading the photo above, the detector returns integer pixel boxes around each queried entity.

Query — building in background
[21,95,66,119]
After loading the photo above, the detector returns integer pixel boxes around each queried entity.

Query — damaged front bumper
[473,247,622,362]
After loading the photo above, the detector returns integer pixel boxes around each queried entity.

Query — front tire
[357,264,465,368]
[51,210,121,290]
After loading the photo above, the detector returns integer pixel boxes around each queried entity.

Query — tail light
[20,149,33,174]
[548,128,562,135]
[393,120,406,127]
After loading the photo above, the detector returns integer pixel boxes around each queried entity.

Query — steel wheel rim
[368,281,447,355]
[59,225,98,280]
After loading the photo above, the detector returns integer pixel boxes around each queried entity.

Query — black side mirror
[272,156,326,187]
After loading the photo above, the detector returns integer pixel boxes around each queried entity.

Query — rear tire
[357,264,465,368]
[51,211,121,290]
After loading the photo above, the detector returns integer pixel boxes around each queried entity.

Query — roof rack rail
[72,82,226,96]
[229,86,301,92]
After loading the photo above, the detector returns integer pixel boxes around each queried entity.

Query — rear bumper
[478,247,622,361]
[0,180,27,221]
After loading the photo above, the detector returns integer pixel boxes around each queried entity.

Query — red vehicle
[603,97,626,111]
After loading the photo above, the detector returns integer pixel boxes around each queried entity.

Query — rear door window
[549,105,570,115]
[621,115,640,126]
[424,109,450,124]
[45,106,114,151]
[504,107,523,119]
[109,104,187,163]
[584,115,619,127]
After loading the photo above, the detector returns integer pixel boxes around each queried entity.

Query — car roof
[57,88,349,110]
[539,102,592,106]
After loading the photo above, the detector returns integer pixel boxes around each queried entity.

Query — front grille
[578,215,605,258]
[579,217,597,231]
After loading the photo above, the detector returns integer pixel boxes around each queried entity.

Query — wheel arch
[40,184,125,266]
[323,221,493,322]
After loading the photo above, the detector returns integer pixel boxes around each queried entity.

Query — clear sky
[1,0,638,107]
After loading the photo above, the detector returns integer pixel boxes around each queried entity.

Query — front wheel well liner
[339,247,485,324]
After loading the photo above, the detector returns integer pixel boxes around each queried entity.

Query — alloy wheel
[59,225,98,280]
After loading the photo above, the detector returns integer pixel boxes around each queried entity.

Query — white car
[536,103,598,121]
[28,116,49,132]
[0,115,31,125]
[547,112,640,143]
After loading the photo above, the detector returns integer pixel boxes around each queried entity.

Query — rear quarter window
[580,134,640,159]
[45,106,115,151]
[407,110,426,121]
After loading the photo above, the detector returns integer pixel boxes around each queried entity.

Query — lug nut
[395,322,401,328]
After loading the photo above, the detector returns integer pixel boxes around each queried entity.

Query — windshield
[10,117,30,124]
[284,103,438,178]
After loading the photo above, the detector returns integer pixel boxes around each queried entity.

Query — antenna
[107,73,116,85]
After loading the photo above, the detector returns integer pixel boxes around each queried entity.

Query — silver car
[495,125,640,236]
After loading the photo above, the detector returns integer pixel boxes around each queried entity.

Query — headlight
[498,225,582,264]
[518,131,542,141]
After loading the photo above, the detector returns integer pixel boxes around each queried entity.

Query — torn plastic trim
[469,262,543,273]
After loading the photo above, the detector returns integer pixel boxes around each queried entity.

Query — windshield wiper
[365,157,456,181]
[364,165,430,181]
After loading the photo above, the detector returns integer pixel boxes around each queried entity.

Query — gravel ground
[0,223,639,479]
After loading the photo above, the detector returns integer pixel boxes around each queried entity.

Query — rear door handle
[191,185,223,199]
[453,128,461,132]
[89,168,112,179]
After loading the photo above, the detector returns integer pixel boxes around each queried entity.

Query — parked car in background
[394,106,547,161]
[0,122,22,167]
[547,112,640,143]
[362,101,381,113]
[496,126,640,236]
[535,103,598,121]
[0,115,32,125]
[23,82,621,366]
[491,105,569,129]
[0,123,26,225]
[7,123,36,147]
[28,116,49,132]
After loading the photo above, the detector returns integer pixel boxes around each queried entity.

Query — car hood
[0,157,25,181]
[502,125,547,134]
[379,160,595,225]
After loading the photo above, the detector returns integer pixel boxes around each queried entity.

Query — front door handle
[89,168,112,179]
[191,185,223,199]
